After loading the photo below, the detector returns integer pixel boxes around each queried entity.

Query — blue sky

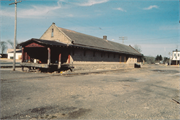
[0,0,179,57]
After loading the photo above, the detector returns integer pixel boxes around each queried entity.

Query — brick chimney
[103,36,107,40]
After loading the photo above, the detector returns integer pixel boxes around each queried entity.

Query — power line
[119,36,127,44]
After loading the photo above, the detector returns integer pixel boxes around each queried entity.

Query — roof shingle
[58,27,141,56]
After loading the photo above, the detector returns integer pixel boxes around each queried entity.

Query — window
[84,51,86,56]
[93,51,95,57]
[101,52,103,57]
[121,56,124,62]
[51,29,54,37]
[124,56,126,62]
[72,50,74,56]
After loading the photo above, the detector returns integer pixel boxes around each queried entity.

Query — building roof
[173,49,180,52]
[7,49,22,53]
[20,25,142,56]
[20,38,68,47]
[58,27,142,56]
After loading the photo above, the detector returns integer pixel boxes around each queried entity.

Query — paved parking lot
[0,65,180,119]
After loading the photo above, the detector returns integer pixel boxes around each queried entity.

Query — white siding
[172,51,180,60]
[8,53,22,59]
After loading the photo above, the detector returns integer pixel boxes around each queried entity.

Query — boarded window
[93,51,95,57]
[101,52,103,57]
[126,56,128,61]
[137,57,141,62]
[72,50,74,56]
[84,51,86,56]
[121,56,124,62]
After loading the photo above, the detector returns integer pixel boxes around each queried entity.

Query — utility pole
[119,36,127,44]
[9,0,21,71]
[168,52,171,65]
[176,49,178,65]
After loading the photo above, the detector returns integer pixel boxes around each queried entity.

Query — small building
[19,23,142,71]
[171,49,180,65]
[7,49,22,59]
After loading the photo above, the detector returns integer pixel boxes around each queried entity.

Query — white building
[171,49,180,65]
[7,49,22,60]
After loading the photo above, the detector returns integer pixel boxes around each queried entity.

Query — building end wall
[40,24,71,44]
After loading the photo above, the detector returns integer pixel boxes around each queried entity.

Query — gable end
[40,23,71,44]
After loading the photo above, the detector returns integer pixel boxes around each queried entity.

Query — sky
[0,0,179,57]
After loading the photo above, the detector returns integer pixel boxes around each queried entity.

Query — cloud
[0,1,62,18]
[143,5,158,10]
[20,5,61,18]
[114,7,127,12]
[77,0,109,6]
[0,9,14,18]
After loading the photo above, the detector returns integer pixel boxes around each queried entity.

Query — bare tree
[144,56,155,64]
[7,40,14,48]
[0,41,7,54]
[7,39,21,49]
[134,44,142,53]
[16,41,22,49]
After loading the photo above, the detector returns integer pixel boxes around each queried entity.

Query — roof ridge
[57,27,141,55]
[58,27,109,42]
[107,40,129,47]
[129,45,142,54]
[58,27,133,48]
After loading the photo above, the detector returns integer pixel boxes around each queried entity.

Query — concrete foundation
[72,62,135,71]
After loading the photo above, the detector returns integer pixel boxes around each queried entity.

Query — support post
[22,47,24,62]
[68,55,70,63]
[120,56,121,63]
[25,52,27,62]
[47,47,51,64]
[58,53,61,69]
[28,54,30,62]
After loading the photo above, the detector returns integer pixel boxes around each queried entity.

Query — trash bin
[134,63,141,68]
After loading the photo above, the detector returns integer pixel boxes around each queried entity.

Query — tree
[163,57,169,63]
[141,54,146,62]
[134,45,142,53]
[155,55,163,61]
[7,40,14,48]
[0,41,7,54]
[159,55,162,61]
[155,55,160,61]
[7,39,21,49]
[144,56,155,64]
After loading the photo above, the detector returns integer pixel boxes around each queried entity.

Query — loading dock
[20,38,73,72]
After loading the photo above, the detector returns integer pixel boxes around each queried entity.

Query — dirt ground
[0,65,180,119]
